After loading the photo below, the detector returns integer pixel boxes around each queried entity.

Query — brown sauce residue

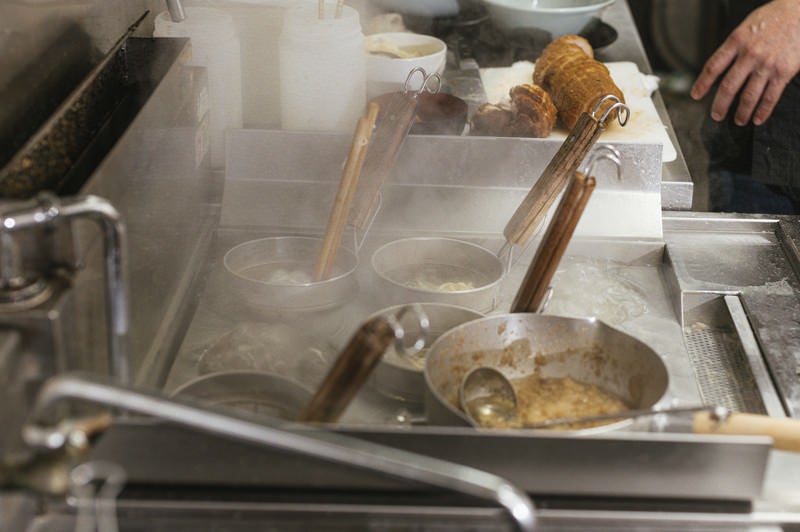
[509,375,629,430]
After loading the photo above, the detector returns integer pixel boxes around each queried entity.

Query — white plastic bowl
[483,0,616,37]
[365,32,447,99]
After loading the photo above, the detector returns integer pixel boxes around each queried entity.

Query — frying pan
[423,151,670,432]
[423,313,669,432]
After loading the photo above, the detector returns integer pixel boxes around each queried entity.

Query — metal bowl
[224,236,359,331]
[371,237,504,313]
[368,303,484,403]
[424,313,669,432]
[171,370,313,420]
[194,322,335,391]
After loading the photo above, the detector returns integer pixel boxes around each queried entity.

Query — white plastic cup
[279,4,366,132]
[155,7,243,168]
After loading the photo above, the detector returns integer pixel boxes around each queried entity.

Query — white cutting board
[479,61,677,162]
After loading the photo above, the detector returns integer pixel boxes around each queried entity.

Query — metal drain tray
[664,213,800,418]
[682,293,783,416]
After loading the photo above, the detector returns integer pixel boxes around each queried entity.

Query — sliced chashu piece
[509,83,558,138]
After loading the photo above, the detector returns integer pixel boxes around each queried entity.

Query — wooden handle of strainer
[313,103,380,281]
[510,171,596,314]
[503,112,603,247]
[299,315,396,423]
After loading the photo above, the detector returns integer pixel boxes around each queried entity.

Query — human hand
[690,0,800,126]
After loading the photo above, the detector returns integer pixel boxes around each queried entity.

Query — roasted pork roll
[533,35,625,129]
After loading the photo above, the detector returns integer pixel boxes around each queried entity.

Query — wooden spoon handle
[693,411,800,453]
[503,112,603,247]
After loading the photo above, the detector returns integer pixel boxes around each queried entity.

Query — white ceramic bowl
[365,32,447,99]
[370,0,460,17]
[483,0,616,37]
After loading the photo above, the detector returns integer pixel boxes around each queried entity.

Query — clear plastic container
[155,7,243,168]
[279,4,366,132]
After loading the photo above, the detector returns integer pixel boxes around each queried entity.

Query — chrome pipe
[25,373,537,531]
[0,193,130,383]
[166,0,185,22]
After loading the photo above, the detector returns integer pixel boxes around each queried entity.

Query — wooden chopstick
[511,171,596,314]
[313,103,380,282]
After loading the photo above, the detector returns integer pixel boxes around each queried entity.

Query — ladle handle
[511,171,595,314]
[693,411,800,453]
[299,315,396,423]
[503,111,603,247]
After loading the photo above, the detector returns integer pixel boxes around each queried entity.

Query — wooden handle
[313,103,380,281]
[70,412,113,438]
[511,172,595,313]
[503,112,603,247]
[299,315,396,423]
[348,93,418,229]
[693,411,800,453]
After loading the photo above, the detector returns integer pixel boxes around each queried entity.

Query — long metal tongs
[511,146,622,314]
[502,95,629,251]
[347,68,442,231]
[23,372,537,531]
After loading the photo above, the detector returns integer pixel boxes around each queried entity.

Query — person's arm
[690,0,800,126]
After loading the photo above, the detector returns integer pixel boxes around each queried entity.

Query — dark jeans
[708,170,800,215]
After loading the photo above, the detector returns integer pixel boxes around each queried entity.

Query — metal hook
[582,145,623,181]
[403,67,442,97]
[590,94,630,128]
[385,304,430,357]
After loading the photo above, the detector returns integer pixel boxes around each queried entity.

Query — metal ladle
[458,367,709,430]
[458,367,519,428]
[459,369,800,451]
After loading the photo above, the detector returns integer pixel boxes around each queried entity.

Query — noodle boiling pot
[423,313,669,432]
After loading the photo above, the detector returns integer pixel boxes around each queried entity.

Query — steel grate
[683,325,767,415]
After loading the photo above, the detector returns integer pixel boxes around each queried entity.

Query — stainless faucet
[0,193,130,383]
[24,373,538,531]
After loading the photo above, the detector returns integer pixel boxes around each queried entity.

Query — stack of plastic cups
[279,3,366,133]
[155,7,243,168]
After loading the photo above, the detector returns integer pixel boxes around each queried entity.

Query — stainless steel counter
[5,3,798,530]
[64,209,800,531]
[119,103,795,524]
